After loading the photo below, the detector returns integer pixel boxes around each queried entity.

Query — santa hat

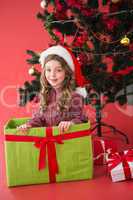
[39,45,88,98]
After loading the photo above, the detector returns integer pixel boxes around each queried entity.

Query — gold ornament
[28,66,35,75]
[111,0,120,3]
[120,36,130,46]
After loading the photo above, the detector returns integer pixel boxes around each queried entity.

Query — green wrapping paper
[4,118,93,187]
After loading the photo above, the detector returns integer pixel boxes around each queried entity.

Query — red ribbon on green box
[107,149,133,180]
[5,127,91,183]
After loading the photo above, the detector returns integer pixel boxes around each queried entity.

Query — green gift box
[4,118,93,187]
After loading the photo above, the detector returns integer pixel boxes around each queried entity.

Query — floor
[0,134,133,200]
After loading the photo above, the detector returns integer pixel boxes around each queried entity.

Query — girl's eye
[45,68,63,73]
[57,69,62,72]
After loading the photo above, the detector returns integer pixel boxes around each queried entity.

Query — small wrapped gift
[93,137,117,165]
[4,118,93,187]
[106,149,133,182]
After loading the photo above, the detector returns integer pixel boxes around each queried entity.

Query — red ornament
[54,11,67,20]
[129,43,133,51]
[67,9,73,19]
[55,0,63,12]
[73,31,88,47]
[103,17,120,31]
[81,8,94,17]
[67,0,82,9]
[77,53,89,65]
[109,0,122,12]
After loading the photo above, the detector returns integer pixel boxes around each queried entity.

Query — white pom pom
[40,0,47,9]
[76,87,88,98]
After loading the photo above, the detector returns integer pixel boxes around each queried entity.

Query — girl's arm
[26,110,46,128]
[17,111,45,131]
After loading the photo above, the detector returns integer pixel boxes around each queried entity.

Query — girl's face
[44,59,66,89]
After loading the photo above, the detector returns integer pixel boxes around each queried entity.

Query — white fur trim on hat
[39,45,75,71]
[75,87,88,98]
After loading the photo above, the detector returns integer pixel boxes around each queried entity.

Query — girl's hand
[16,123,31,133]
[58,121,74,134]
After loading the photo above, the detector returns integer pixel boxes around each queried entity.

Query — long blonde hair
[40,54,76,112]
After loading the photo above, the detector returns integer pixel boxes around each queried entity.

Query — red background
[0,1,133,200]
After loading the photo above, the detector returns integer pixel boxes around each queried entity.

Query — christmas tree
[18,0,133,140]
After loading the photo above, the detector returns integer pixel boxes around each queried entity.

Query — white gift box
[107,150,133,182]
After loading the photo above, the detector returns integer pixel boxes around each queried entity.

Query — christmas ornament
[40,0,47,9]
[120,36,130,46]
[67,9,73,19]
[77,53,88,65]
[105,18,120,31]
[111,0,120,3]
[28,66,35,75]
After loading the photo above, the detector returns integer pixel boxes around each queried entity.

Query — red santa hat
[39,45,88,98]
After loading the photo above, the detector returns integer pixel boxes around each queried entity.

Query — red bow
[34,135,64,171]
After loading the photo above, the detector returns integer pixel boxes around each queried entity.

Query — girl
[17,45,88,133]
